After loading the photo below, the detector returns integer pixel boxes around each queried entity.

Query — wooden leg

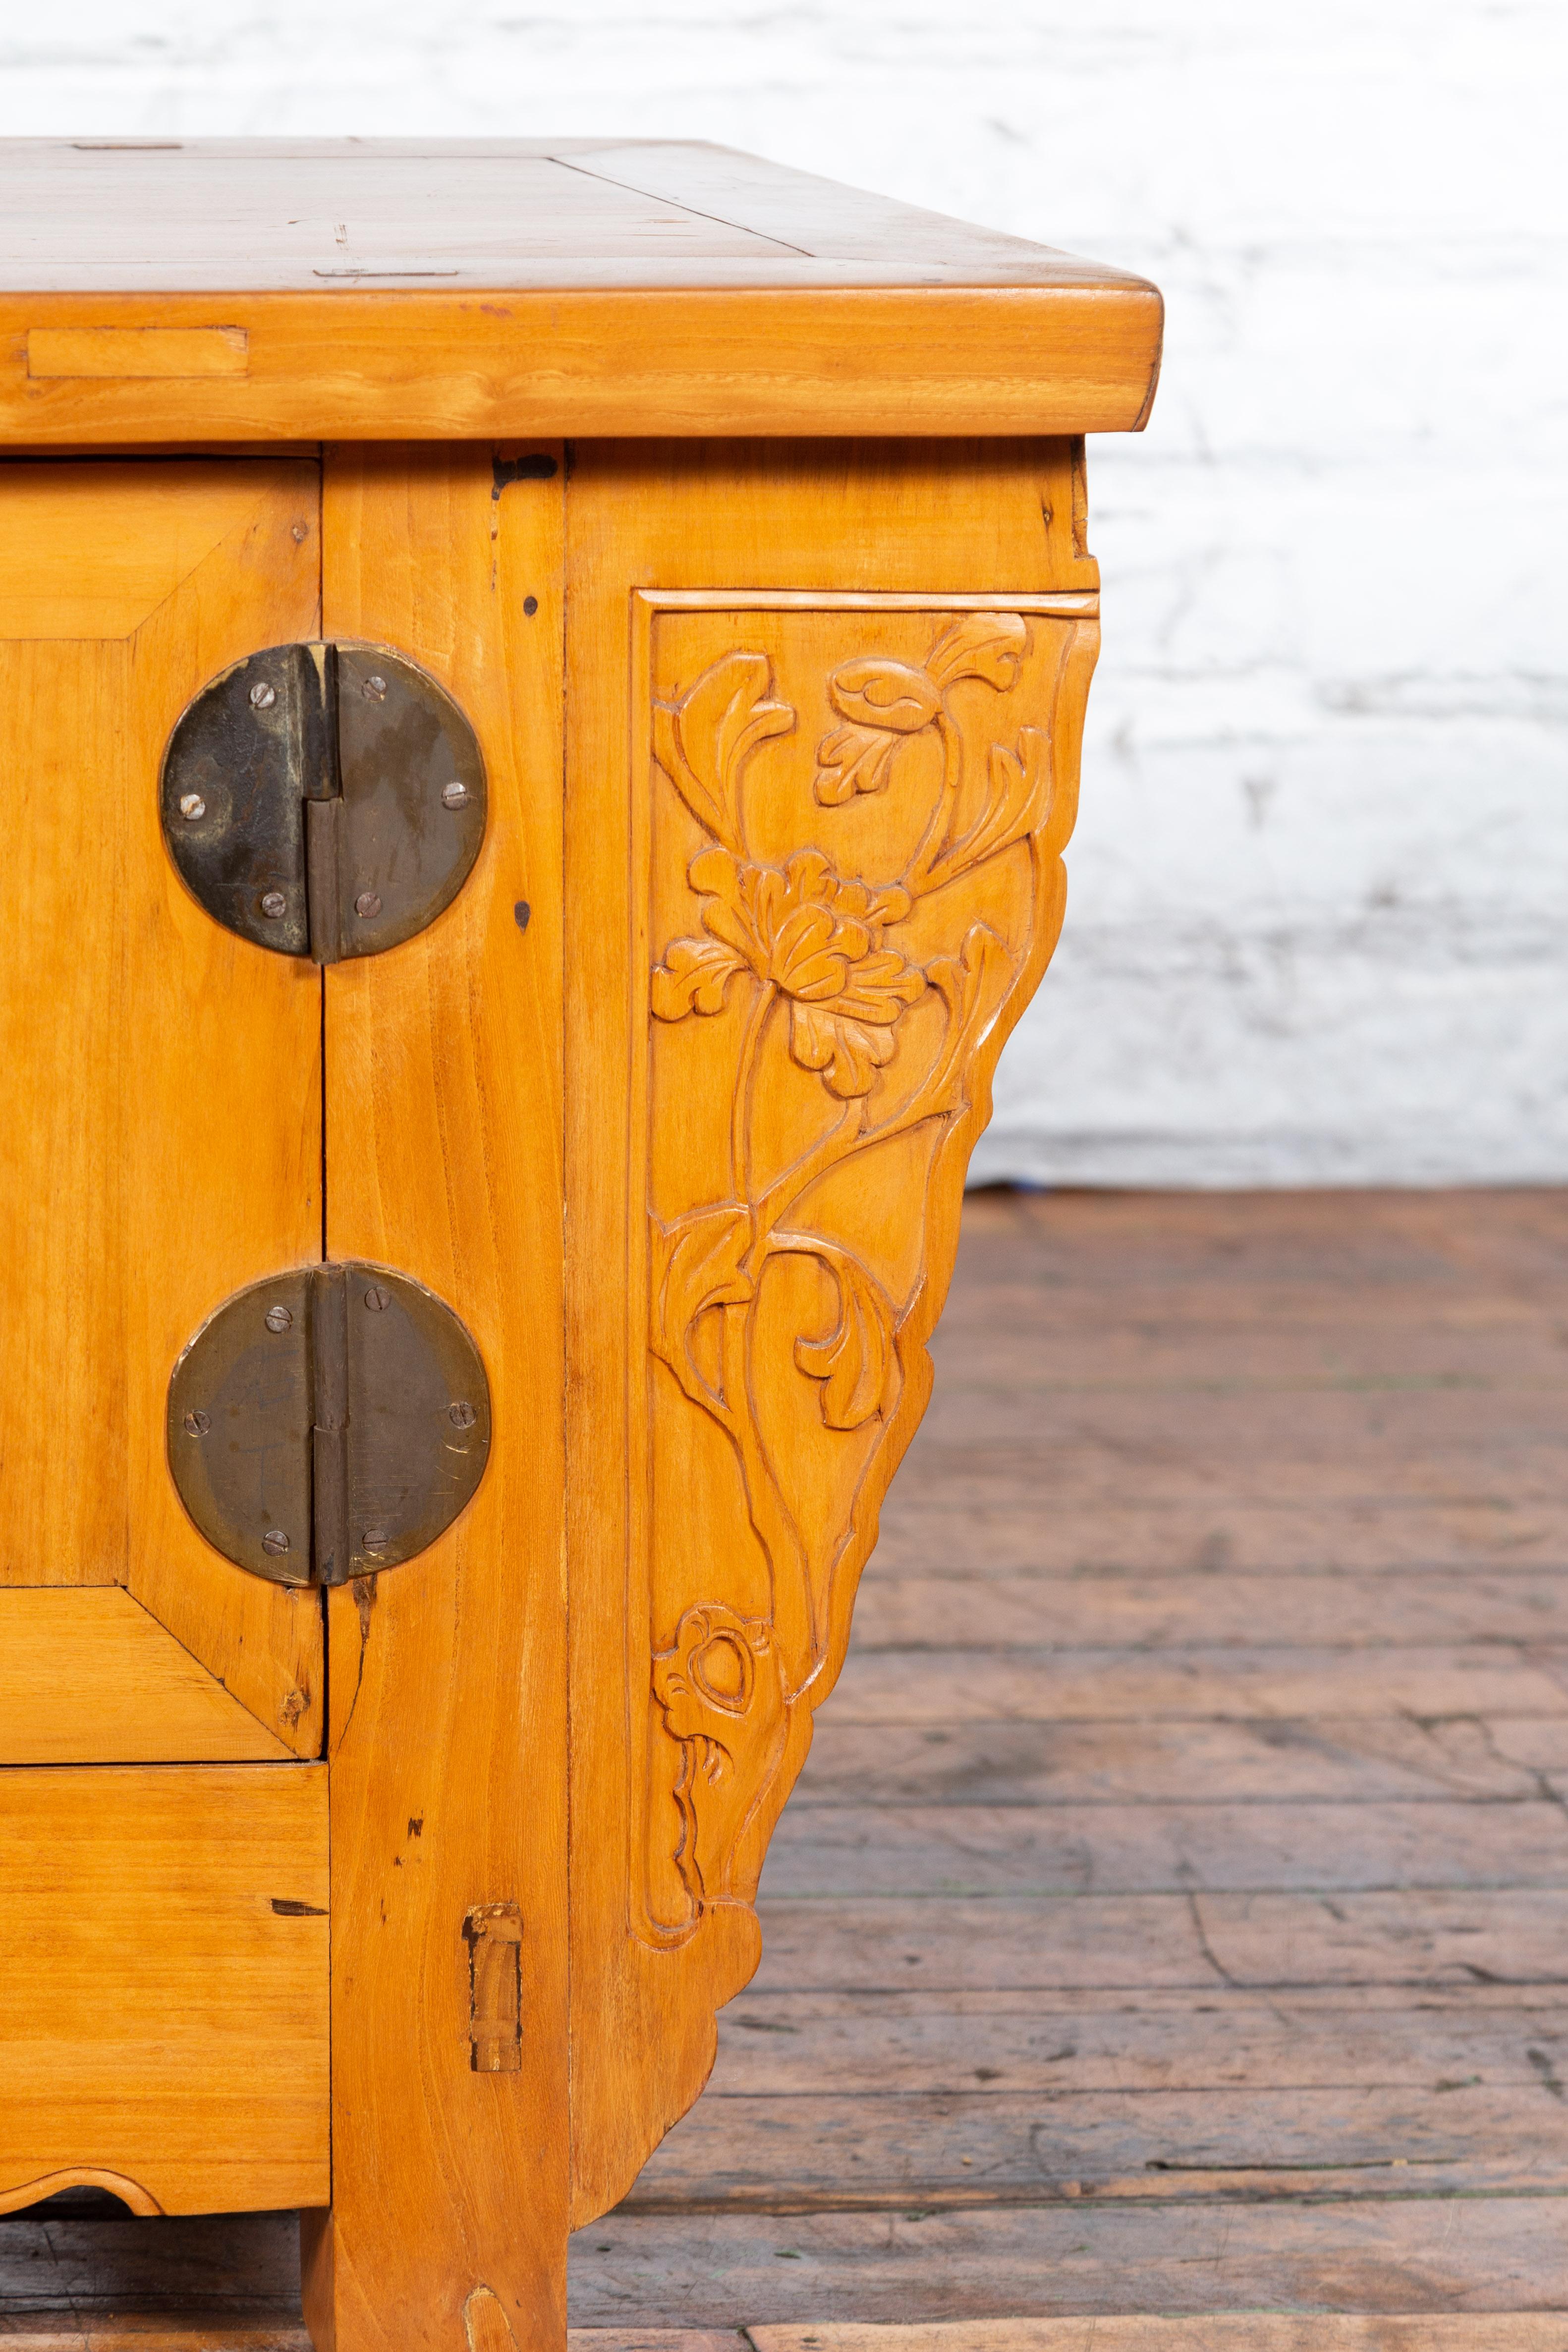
[303,444,567,2351]
[299,433,1094,2322]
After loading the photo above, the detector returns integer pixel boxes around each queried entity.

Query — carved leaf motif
[643,609,1078,1970]
[914,922,1014,1116]
[813,655,941,807]
[982,726,1052,851]
[651,1206,754,1414]
[922,725,1053,891]
[650,935,748,1019]
[781,1240,901,1429]
[814,722,902,805]
[789,988,920,1098]
[925,610,1030,691]
[653,653,794,856]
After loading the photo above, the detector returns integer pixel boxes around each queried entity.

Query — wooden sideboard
[0,140,1161,2352]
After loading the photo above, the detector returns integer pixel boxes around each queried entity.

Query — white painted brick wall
[6,1,1564,1184]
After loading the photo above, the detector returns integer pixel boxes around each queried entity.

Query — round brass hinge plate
[160,640,486,961]
[168,1261,492,1585]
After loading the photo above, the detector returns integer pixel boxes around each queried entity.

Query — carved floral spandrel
[643,604,1093,1944]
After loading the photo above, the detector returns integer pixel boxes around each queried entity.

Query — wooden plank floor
[5,1187,1568,2349]
[571,1187,1568,2338]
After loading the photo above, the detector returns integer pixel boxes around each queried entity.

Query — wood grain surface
[0,146,1160,442]
[0,1589,292,1762]
[0,141,1154,291]
[0,455,323,1757]
[564,441,1096,2231]
[0,288,1162,446]
[0,1767,328,2218]
[305,444,567,2352]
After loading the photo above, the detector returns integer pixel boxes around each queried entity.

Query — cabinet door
[0,459,324,1762]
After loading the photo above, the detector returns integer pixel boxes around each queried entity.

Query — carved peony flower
[651,847,925,1098]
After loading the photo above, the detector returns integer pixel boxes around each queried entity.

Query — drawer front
[0,1763,328,2216]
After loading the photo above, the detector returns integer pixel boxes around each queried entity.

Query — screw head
[262,1528,290,1556]
[178,791,207,822]
[183,1408,211,1437]
[362,1528,389,1554]
[260,890,287,920]
[354,891,382,920]
[290,521,308,543]
[264,1303,293,1334]
[448,1399,477,1430]
[362,674,388,701]
[441,780,469,810]
[249,680,277,710]
[363,1284,392,1313]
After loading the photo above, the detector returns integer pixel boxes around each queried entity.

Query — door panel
[0,459,324,1756]
[0,1587,292,1763]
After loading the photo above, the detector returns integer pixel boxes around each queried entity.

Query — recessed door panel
[0,459,325,1758]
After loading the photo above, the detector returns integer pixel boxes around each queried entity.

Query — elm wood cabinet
[0,142,1161,2351]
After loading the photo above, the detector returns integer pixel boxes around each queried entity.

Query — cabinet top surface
[0,141,1161,442]
[2,138,1151,296]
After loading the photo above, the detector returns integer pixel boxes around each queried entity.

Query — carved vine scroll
[638,597,1097,1959]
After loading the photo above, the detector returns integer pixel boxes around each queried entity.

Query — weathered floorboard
[570,1187,1568,2327]
[571,2194,1568,2322]
[760,1799,1568,1895]
[707,1985,1568,2095]
[849,1570,1568,1646]
[744,2324,1568,2351]
[798,1715,1564,1804]
[809,1646,1568,1723]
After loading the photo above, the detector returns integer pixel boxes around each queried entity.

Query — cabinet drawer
[0,1764,328,2216]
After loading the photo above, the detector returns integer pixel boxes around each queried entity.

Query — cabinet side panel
[565,438,1096,2224]
[311,445,567,2352]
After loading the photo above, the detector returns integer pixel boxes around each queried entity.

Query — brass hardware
[167,1261,491,1587]
[160,641,486,962]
